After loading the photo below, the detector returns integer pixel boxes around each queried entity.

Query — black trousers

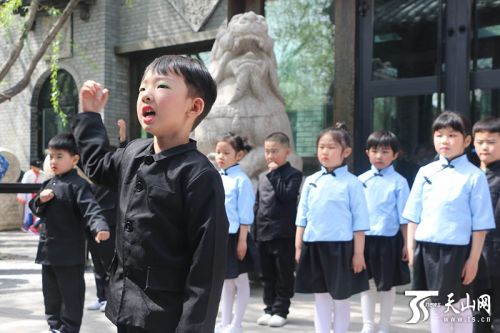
[258,238,295,318]
[473,275,500,333]
[87,225,116,301]
[117,325,154,333]
[42,264,85,333]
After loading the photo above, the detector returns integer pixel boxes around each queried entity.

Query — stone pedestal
[0,148,23,231]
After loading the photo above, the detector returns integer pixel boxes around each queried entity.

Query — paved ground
[0,231,428,332]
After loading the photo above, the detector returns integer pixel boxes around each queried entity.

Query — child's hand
[237,239,247,260]
[352,253,366,273]
[401,246,409,262]
[268,162,279,171]
[461,258,478,285]
[39,189,55,203]
[117,119,127,142]
[295,246,301,264]
[94,231,110,243]
[80,80,109,112]
[407,246,414,267]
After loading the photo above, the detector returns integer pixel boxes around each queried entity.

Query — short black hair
[48,133,78,156]
[217,132,252,153]
[473,117,500,135]
[366,130,400,153]
[30,159,42,168]
[265,132,290,147]
[143,55,217,130]
[432,111,471,136]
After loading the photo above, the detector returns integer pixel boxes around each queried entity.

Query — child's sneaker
[268,314,287,327]
[99,300,107,312]
[214,323,226,333]
[256,313,272,325]
[224,325,243,333]
[87,299,105,310]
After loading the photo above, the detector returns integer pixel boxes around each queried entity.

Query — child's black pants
[42,264,85,333]
[258,238,295,318]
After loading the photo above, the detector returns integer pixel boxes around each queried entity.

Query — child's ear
[236,150,245,161]
[392,151,399,161]
[72,154,80,166]
[188,97,204,118]
[365,149,369,157]
[343,147,353,159]
[464,134,472,148]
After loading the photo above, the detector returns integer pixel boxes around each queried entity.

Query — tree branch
[0,0,81,104]
[0,0,41,82]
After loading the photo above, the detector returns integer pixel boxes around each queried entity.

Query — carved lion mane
[194,11,302,181]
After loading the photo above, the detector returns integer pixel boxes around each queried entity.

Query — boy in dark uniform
[254,132,303,327]
[473,117,500,333]
[29,133,110,333]
[72,55,228,333]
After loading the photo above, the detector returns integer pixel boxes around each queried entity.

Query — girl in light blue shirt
[295,123,369,333]
[403,111,495,333]
[214,132,255,333]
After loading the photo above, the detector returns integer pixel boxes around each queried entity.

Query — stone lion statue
[0,148,23,230]
[193,11,302,182]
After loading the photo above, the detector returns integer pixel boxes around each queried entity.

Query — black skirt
[413,241,472,305]
[364,232,410,291]
[225,233,255,279]
[295,241,369,300]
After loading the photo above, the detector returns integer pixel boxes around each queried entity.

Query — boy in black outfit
[473,117,500,333]
[29,133,110,333]
[72,55,228,333]
[254,132,303,328]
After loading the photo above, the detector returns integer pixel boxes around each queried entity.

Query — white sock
[231,273,250,328]
[454,298,472,333]
[430,305,453,333]
[378,288,395,330]
[361,288,376,331]
[314,293,333,333]
[221,279,236,326]
[333,299,350,333]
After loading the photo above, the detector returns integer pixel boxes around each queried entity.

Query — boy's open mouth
[142,106,156,124]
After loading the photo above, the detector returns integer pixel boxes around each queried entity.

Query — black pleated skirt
[364,232,411,291]
[295,241,369,300]
[413,241,473,305]
[225,233,255,279]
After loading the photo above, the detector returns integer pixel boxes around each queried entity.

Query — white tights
[220,273,250,328]
[430,299,472,333]
[360,282,396,331]
[314,292,350,333]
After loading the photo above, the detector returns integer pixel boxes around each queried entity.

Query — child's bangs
[432,111,470,136]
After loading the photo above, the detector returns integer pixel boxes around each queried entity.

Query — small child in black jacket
[254,132,303,328]
[30,133,109,333]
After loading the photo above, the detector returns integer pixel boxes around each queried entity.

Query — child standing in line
[254,132,303,328]
[472,117,500,333]
[295,123,370,333]
[358,131,410,333]
[29,133,110,333]
[403,111,495,333]
[17,159,45,233]
[214,132,255,333]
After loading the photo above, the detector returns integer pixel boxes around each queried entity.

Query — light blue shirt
[359,165,410,236]
[220,164,255,234]
[296,165,370,242]
[403,154,495,245]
